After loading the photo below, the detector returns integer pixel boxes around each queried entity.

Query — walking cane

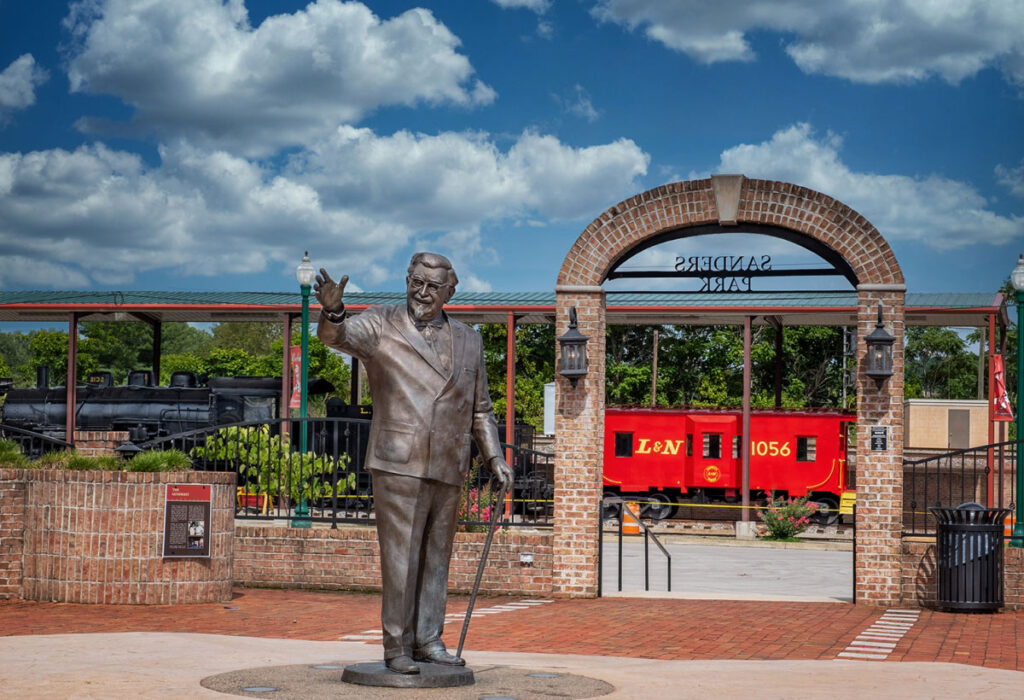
[456,476,508,658]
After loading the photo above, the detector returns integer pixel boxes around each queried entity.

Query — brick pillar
[855,286,906,606]
[0,470,26,599]
[552,286,605,597]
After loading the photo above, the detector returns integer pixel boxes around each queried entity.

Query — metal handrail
[0,422,72,457]
[609,498,672,593]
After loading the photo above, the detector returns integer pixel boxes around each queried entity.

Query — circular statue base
[201,661,614,698]
[342,660,474,688]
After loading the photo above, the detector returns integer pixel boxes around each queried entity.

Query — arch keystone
[711,174,744,225]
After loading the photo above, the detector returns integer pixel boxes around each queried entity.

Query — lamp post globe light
[1011,254,1024,547]
[292,251,316,528]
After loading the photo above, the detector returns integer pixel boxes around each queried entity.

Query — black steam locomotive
[0,369,283,444]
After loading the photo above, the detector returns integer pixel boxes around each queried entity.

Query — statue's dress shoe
[385,655,420,674]
[413,647,465,666]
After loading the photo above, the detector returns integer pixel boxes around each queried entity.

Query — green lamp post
[291,251,316,528]
[1011,254,1024,547]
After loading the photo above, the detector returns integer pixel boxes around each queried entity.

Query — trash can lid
[929,505,1011,524]
[956,502,985,510]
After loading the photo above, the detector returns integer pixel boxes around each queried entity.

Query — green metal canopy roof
[0,289,1006,327]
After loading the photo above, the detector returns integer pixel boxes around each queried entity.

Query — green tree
[162,323,214,356]
[0,332,31,384]
[28,330,98,380]
[904,326,977,399]
[203,347,259,377]
[79,321,154,382]
[212,322,280,356]
[481,323,555,431]
[159,353,207,384]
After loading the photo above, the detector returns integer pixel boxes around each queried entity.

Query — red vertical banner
[289,345,302,409]
[991,354,1014,422]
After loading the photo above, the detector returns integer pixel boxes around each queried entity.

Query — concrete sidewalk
[2,588,1023,698]
[2,632,1023,699]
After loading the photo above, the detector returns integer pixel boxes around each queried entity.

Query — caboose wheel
[601,491,621,520]
[811,495,840,525]
[641,492,676,521]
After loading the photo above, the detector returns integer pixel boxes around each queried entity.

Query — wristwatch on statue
[322,307,346,324]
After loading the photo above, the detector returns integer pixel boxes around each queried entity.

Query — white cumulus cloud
[705,123,1023,250]
[0,54,49,126]
[63,0,496,156]
[996,160,1024,198]
[287,126,648,228]
[591,0,1024,87]
[0,129,648,286]
[492,0,551,13]
[554,85,600,122]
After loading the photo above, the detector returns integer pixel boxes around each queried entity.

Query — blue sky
[0,0,1022,297]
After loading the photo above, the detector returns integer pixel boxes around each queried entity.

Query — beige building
[904,399,989,450]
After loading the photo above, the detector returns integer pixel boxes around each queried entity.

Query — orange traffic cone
[622,501,641,534]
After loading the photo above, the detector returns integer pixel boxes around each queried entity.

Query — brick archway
[552,176,906,605]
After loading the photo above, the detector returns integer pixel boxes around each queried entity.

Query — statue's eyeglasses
[406,275,449,295]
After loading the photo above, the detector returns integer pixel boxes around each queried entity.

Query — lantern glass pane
[296,253,316,286]
[1012,257,1024,291]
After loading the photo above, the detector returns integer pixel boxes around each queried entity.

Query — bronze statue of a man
[315,252,514,675]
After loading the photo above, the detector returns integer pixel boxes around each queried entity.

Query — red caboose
[603,407,855,521]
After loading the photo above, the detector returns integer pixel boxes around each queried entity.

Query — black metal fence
[140,417,554,529]
[903,440,1019,536]
[0,423,71,458]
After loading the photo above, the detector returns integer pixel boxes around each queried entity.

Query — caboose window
[797,436,816,461]
[703,433,721,459]
[686,434,693,456]
[732,435,741,459]
[614,432,633,457]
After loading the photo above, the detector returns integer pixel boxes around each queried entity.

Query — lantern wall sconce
[864,303,895,382]
[558,306,589,388]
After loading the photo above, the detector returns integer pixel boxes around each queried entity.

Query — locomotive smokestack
[36,366,49,389]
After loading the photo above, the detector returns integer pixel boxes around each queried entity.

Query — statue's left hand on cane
[488,456,514,491]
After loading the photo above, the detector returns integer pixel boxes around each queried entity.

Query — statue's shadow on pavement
[201,661,614,698]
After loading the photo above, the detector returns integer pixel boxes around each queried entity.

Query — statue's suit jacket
[318,303,505,657]
[317,303,504,481]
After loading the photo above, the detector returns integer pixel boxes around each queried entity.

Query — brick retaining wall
[901,539,1024,610]
[234,525,554,595]
[0,469,235,604]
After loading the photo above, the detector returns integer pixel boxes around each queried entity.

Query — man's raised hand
[315,269,348,314]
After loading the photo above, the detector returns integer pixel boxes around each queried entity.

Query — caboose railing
[903,439,1020,537]
[0,423,72,458]
[137,417,554,529]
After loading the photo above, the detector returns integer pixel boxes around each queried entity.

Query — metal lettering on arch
[605,223,859,292]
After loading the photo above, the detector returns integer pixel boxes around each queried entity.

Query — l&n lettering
[636,438,686,455]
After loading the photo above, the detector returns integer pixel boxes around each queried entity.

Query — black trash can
[929,503,1010,612]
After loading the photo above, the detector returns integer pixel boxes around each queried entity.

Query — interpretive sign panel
[870,426,889,452]
[163,483,212,558]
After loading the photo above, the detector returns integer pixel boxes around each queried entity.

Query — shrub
[0,439,28,467]
[457,458,501,532]
[190,425,353,504]
[127,449,192,472]
[757,492,818,540]
[30,451,121,471]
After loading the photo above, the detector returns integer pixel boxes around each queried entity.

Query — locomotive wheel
[641,492,676,522]
[601,491,621,520]
[812,495,840,525]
